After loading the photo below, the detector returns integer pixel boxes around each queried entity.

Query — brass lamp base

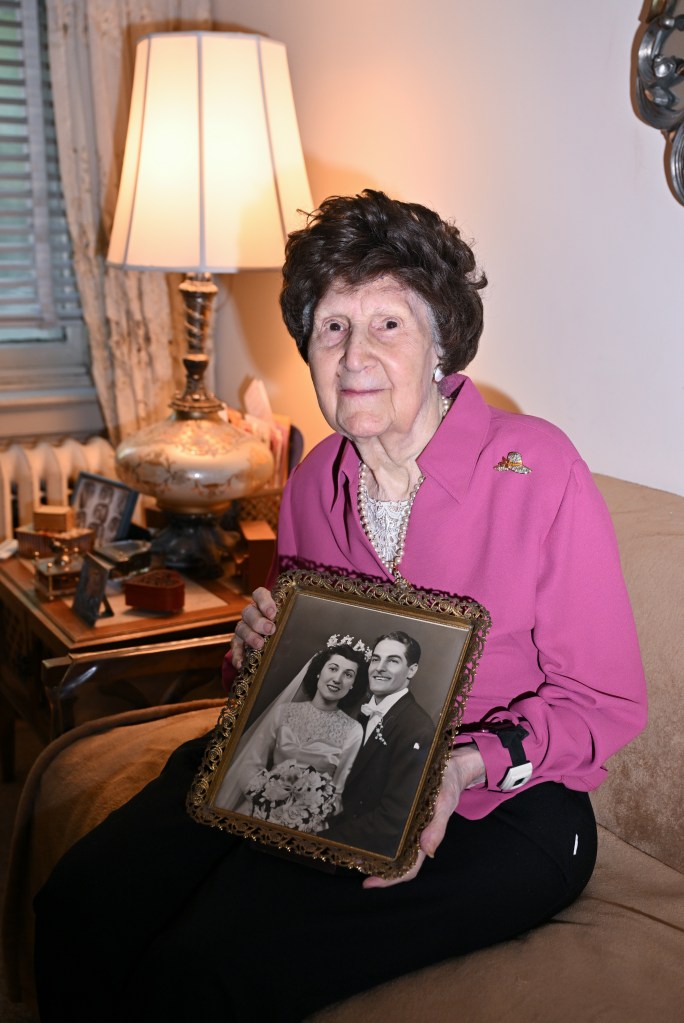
[115,271,274,578]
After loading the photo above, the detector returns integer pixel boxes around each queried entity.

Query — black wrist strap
[495,723,529,765]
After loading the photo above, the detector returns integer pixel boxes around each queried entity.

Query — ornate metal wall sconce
[635,1,684,203]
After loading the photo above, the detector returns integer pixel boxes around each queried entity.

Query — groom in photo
[325,631,434,858]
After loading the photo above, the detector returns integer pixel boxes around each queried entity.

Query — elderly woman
[34,191,646,1023]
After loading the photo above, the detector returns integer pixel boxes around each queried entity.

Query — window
[0,0,101,440]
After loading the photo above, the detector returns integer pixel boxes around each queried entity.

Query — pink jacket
[275,374,647,819]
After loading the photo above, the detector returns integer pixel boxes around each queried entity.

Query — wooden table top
[0,557,249,653]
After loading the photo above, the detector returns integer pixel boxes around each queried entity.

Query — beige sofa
[3,474,683,1021]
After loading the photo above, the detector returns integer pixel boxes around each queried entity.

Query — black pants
[34,734,597,1023]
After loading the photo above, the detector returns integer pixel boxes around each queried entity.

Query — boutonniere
[373,718,387,746]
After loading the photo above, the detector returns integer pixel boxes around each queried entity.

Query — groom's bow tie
[360,702,383,720]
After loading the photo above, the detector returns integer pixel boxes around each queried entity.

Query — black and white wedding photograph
[208,581,475,862]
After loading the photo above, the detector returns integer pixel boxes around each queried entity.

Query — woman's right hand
[232,587,277,669]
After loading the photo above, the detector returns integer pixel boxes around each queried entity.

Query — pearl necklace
[357,394,450,579]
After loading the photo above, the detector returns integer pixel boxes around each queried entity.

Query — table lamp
[107,31,313,575]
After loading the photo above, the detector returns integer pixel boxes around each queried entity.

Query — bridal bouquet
[244,759,337,833]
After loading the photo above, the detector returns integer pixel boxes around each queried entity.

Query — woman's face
[315,654,359,706]
[308,277,441,446]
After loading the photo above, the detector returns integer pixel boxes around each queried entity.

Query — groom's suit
[325,691,434,857]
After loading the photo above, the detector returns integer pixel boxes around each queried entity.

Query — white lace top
[361,489,410,566]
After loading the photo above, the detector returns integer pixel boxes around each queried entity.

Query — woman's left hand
[362,744,485,889]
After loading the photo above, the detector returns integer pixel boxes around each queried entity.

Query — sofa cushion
[309,826,684,1022]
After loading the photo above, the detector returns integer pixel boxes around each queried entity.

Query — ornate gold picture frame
[187,569,490,878]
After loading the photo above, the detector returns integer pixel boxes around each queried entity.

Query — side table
[0,557,249,781]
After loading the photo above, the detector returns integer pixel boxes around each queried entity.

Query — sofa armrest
[591,474,684,873]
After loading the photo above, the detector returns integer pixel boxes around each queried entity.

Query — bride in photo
[214,634,370,832]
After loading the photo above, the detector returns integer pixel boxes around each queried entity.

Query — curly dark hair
[300,643,370,711]
[372,631,422,669]
[280,189,487,375]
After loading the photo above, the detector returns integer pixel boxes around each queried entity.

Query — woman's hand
[232,587,277,669]
[362,744,486,889]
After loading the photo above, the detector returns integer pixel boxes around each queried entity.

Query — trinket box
[15,524,95,559]
[33,504,76,532]
[124,569,185,612]
[96,539,151,577]
[35,543,84,600]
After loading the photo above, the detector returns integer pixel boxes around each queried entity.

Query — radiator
[0,437,116,541]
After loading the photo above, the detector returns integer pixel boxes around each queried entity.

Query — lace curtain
[46,1,215,445]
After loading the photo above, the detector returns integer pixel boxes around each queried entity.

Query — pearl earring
[433,366,444,382]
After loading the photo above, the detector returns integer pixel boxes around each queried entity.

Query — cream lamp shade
[108,31,313,272]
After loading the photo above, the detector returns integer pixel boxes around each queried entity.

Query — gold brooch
[494,451,532,474]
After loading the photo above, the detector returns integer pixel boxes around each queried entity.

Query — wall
[211,0,684,497]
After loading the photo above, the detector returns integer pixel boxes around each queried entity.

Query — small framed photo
[71,552,114,626]
[70,472,138,545]
[188,569,491,879]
